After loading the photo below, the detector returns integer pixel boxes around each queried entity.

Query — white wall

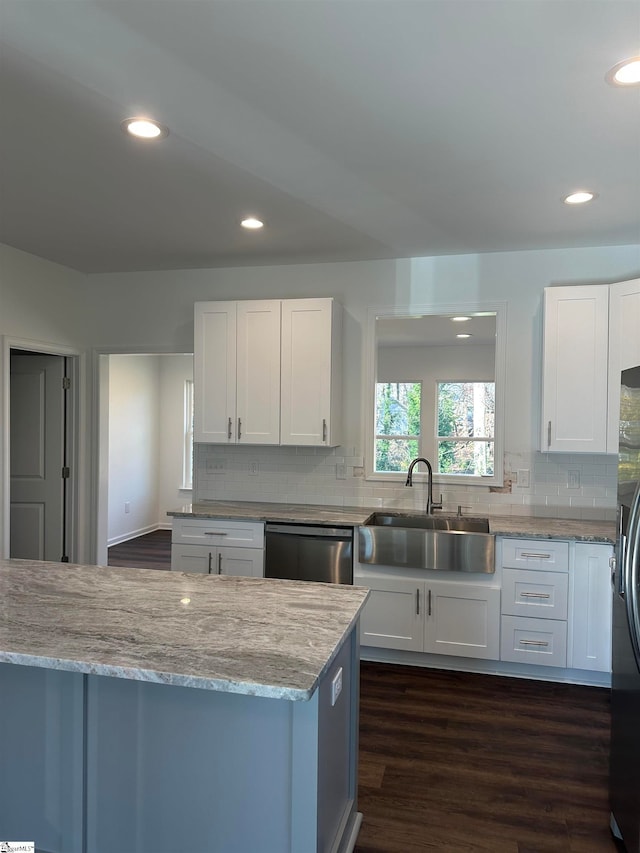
[107,354,193,545]
[107,355,161,545]
[158,354,193,523]
[2,241,640,560]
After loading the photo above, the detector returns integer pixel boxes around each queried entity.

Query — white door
[424,581,500,660]
[10,352,67,561]
[281,298,337,445]
[607,277,640,453]
[236,301,281,444]
[541,285,609,452]
[358,577,423,652]
[193,302,237,443]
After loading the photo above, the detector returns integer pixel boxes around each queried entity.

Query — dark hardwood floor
[107,529,172,570]
[355,663,619,853]
[107,533,618,851]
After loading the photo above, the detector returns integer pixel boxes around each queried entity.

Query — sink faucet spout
[405,457,443,515]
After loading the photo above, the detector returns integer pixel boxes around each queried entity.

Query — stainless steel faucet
[405,457,443,515]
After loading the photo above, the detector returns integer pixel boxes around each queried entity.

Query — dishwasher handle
[265,523,352,540]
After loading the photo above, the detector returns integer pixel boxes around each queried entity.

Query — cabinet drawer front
[172,518,264,548]
[500,615,567,667]
[501,569,568,620]
[501,538,568,572]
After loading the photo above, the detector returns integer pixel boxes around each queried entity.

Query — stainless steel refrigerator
[611,365,640,850]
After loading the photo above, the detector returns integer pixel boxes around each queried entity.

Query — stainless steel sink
[366,513,490,533]
[359,513,495,573]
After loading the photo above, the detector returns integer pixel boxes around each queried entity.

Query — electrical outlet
[517,469,530,488]
[336,463,347,480]
[249,461,259,476]
[124,501,131,514]
[207,458,227,473]
[331,667,343,706]
[568,469,581,489]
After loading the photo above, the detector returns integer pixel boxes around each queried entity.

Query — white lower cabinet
[171,544,264,577]
[500,615,568,667]
[569,542,613,672]
[171,518,264,577]
[356,572,500,661]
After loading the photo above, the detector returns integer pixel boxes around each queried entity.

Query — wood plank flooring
[107,533,619,851]
[107,529,172,570]
[355,663,619,853]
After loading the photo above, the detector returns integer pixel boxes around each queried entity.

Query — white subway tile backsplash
[193,443,617,520]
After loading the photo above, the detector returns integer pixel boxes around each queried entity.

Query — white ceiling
[0,0,639,274]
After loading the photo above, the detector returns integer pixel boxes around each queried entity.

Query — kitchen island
[0,559,369,853]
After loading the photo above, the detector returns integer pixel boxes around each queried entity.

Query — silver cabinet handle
[547,420,551,449]
[416,588,420,615]
[520,591,551,599]
[238,417,242,440]
[218,553,222,575]
[519,639,549,647]
[208,552,213,574]
[520,552,551,559]
[428,588,432,616]
[228,417,232,440]
[322,418,327,442]
[204,531,228,536]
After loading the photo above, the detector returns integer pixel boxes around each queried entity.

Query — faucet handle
[432,494,444,511]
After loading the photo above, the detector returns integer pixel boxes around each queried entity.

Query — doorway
[7,344,78,562]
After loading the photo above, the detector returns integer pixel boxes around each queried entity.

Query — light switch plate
[331,667,343,706]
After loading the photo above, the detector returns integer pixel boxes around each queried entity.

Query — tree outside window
[437,382,494,476]
[375,382,421,472]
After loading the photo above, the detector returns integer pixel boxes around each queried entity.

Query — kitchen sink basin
[366,513,490,533]
[359,513,495,573]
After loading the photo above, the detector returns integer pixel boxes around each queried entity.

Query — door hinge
[62,466,70,479]
[62,376,71,390]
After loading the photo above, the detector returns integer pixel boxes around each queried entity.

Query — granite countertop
[0,559,369,701]
[168,501,616,543]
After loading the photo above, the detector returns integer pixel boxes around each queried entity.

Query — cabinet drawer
[501,568,568,620]
[500,615,567,668]
[501,538,569,572]
[172,518,264,548]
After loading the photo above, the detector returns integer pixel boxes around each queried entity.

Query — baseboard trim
[108,524,163,548]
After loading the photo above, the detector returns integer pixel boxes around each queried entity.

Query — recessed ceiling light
[121,117,168,140]
[456,333,472,339]
[241,217,264,230]
[606,56,640,87]
[451,316,471,322]
[563,191,597,205]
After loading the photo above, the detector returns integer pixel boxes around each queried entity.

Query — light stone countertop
[0,559,369,701]
[168,501,616,543]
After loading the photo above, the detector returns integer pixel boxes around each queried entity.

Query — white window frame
[182,379,194,490]
[436,380,495,477]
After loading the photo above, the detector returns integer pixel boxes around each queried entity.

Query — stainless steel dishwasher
[264,523,353,584]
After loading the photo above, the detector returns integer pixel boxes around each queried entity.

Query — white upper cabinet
[280,298,342,447]
[194,297,342,446]
[194,300,281,444]
[541,278,640,454]
[607,277,640,453]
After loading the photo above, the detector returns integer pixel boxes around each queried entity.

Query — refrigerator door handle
[624,482,640,668]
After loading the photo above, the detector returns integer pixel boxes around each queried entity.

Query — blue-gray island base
[0,559,369,853]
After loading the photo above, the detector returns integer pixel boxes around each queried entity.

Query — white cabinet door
[358,577,423,652]
[541,285,609,452]
[171,544,263,577]
[236,301,281,445]
[280,298,342,446]
[424,581,500,660]
[607,277,640,453]
[194,300,281,445]
[171,543,213,573]
[569,542,613,673]
[194,302,236,443]
[219,547,264,578]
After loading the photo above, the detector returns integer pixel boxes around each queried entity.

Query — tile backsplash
[194,445,617,521]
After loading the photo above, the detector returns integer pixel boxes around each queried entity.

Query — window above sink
[364,302,507,487]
